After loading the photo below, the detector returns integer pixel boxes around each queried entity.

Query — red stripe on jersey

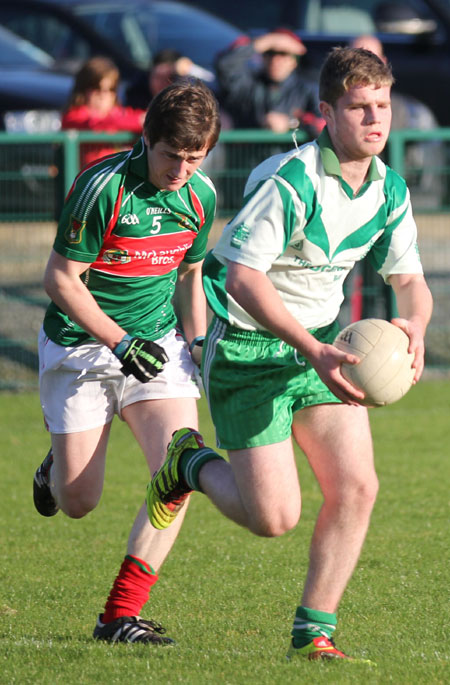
[189,186,205,228]
[65,172,82,203]
[103,185,125,242]
[91,230,195,276]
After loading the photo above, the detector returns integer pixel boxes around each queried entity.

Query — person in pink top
[62,56,145,167]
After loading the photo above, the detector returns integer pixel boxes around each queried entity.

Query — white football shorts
[38,327,200,434]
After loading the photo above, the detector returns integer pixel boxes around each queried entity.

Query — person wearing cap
[215,28,325,135]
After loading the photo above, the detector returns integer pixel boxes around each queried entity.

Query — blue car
[0,0,242,84]
[0,25,72,128]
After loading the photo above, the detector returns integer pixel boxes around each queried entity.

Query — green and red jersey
[44,138,217,345]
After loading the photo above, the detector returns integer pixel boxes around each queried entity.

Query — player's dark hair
[319,46,394,105]
[143,79,221,152]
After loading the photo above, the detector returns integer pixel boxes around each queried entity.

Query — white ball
[333,318,415,407]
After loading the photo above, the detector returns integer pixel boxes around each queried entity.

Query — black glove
[113,335,168,383]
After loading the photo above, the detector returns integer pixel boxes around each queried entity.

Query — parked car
[151,0,241,77]
[0,0,148,80]
[0,26,73,218]
[0,24,72,129]
[187,0,450,126]
[0,2,242,219]
[0,0,242,85]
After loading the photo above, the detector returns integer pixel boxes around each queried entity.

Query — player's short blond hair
[319,47,394,106]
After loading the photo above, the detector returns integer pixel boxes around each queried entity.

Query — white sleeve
[374,197,424,281]
[212,178,288,272]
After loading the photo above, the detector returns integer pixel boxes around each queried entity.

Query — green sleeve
[52,179,115,263]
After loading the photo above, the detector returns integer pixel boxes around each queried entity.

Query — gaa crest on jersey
[102,248,131,264]
[120,213,140,225]
[65,215,86,244]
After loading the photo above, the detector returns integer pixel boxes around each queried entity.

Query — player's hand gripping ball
[113,335,168,383]
[334,318,415,407]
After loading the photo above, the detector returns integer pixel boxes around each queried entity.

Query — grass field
[0,382,449,684]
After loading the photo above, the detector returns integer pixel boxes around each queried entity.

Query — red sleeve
[62,106,145,133]
[62,106,93,130]
[106,106,145,133]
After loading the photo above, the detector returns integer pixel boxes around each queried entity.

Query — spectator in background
[349,35,438,131]
[349,35,444,206]
[62,56,146,168]
[215,29,325,136]
[125,49,215,110]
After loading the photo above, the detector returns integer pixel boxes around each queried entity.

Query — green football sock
[179,447,225,492]
[291,606,337,648]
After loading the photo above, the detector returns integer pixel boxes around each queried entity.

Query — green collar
[317,127,382,182]
[129,137,149,181]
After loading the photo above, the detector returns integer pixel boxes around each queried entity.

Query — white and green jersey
[44,138,217,346]
[203,128,423,331]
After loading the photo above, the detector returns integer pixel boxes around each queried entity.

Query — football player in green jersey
[147,48,433,660]
[33,80,221,644]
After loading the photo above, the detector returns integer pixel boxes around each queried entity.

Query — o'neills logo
[65,215,86,244]
[102,249,131,264]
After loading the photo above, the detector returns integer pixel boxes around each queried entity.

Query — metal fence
[1,129,449,390]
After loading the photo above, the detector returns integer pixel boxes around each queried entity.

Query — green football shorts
[202,316,342,450]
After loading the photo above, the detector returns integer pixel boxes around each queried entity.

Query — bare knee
[327,473,379,516]
[248,507,301,538]
[58,485,100,518]
[352,473,379,510]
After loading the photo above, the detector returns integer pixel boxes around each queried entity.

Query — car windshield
[188,0,445,36]
[0,25,54,67]
[152,1,241,67]
[301,0,440,36]
[70,1,154,68]
[68,0,241,70]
